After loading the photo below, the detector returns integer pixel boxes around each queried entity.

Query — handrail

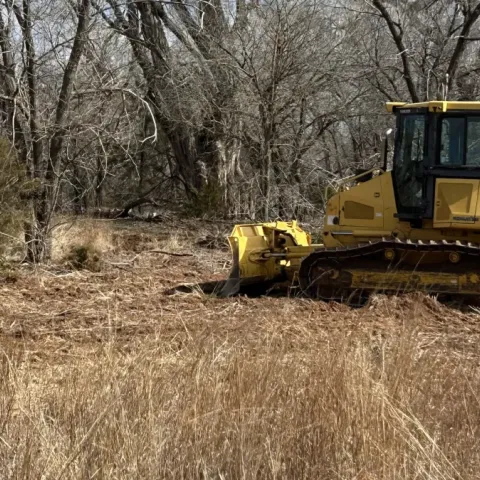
[337,167,383,187]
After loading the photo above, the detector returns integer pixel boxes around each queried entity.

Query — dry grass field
[1,219,480,479]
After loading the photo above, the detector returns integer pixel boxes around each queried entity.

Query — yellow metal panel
[343,201,374,220]
[338,175,384,229]
[430,101,480,112]
[434,179,480,228]
[386,101,480,113]
[321,172,401,248]
[379,172,399,232]
[386,102,407,112]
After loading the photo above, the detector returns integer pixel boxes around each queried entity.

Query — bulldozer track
[298,237,480,300]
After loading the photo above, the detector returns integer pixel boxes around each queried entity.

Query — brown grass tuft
[52,219,114,270]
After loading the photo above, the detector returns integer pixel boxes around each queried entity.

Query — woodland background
[1,4,480,477]
[3,0,480,260]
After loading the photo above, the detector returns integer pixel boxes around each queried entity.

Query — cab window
[467,118,480,165]
[439,116,480,166]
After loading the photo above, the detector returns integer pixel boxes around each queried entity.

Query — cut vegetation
[0,220,479,479]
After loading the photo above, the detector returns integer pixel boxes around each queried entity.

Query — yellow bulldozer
[221,101,480,300]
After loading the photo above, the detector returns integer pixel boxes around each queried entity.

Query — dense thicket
[2,0,480,259]
[0,138,26,256]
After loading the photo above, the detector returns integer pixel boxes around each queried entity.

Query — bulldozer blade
[218,236,280,297]
[219,276,241,298]
[219,235,241,297]
[219,275,277,298]
[167,221,312,298]
[219,221,314,298]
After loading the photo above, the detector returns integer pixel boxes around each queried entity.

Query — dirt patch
[1,220,479,358]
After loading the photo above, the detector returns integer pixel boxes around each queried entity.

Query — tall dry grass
[1,320,479,479]
[52,219,114,256]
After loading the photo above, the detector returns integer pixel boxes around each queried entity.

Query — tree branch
[48,0,92,180]
[372,0,420,102]
[447,4,480,89]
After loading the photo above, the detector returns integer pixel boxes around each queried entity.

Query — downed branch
[146,250,193,257]
[126,249,195,265]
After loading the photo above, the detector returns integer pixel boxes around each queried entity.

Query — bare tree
[92,0,249,202]
[361,0,480,101]
[230,0,361,218]
[0,0,91,261]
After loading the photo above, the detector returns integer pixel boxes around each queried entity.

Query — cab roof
[386,101,480,113]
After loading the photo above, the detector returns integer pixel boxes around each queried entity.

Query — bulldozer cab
[388,101,480,228]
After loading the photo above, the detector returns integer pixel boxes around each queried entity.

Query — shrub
[54,219,113,271]
[64,244,102,271]
[184,181,227,218]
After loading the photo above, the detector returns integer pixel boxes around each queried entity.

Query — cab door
[392,113,427,217]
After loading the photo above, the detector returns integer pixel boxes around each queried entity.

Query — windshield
[393,114,426,211]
